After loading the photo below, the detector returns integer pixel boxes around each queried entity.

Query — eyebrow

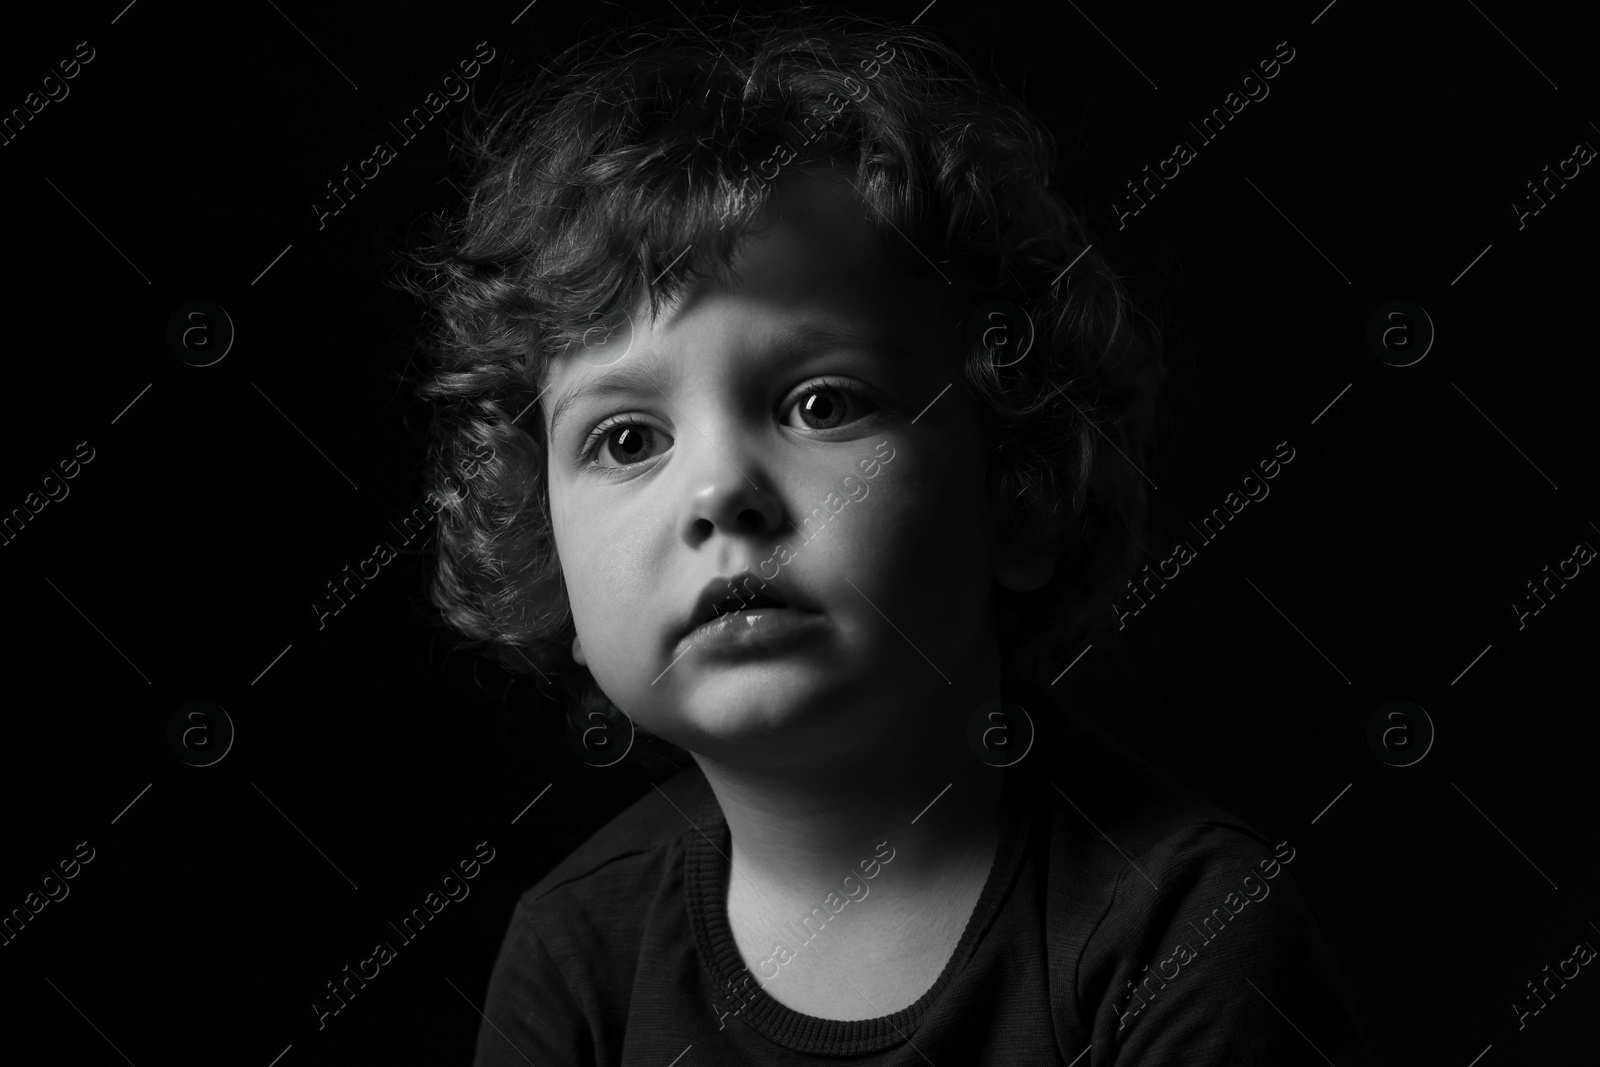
[544,321,909,439]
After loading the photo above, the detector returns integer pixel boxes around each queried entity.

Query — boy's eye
[578,380,878,473]
[584,422,673,470]
[783,381,878,431]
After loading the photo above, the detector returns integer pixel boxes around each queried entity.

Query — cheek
[559,494,657,642]
[545,476,597,620]
[840,435,993,605]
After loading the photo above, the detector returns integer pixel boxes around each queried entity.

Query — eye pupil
[800,389,845,428]
[611,427,647,458]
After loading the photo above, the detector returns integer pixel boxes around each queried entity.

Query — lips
[679,574,814,642]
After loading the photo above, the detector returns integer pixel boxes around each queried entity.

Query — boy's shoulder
[1012,680,1279,874]
[1052,722,1264,848]
[517,761,713,911]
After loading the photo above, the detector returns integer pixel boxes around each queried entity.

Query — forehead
[541,170,953,430]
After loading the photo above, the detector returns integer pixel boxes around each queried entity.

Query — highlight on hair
[394,4,1165,764]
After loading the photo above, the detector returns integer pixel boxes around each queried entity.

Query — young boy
[402,8,1375,1064]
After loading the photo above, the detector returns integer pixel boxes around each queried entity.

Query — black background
[2,0,1596,1063]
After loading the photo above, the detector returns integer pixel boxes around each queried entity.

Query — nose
[679,433,787,549]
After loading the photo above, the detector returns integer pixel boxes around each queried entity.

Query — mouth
[678,577,817,643]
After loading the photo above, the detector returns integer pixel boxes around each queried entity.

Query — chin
[676,673,846,743]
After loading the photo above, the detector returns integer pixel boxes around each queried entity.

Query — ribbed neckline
[684,761,1036,1055]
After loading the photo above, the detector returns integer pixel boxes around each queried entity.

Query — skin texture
[542,167,1057,1019]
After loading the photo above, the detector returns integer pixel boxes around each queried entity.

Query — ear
[572,632,587,667]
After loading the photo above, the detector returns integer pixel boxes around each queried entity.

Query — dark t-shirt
[473,684,1376,1064]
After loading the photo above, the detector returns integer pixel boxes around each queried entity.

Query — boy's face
[542,170,1042,761]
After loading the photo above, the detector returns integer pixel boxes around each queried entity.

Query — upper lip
[679,573,813,639]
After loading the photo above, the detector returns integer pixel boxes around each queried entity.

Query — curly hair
[394,4,1165,770]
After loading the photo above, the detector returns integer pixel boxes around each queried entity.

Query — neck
[689,667,1012,919]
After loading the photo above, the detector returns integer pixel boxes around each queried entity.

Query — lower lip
[679,608,828,653]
